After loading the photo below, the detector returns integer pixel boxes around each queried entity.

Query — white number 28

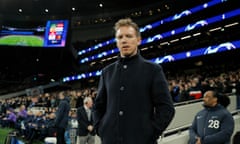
[208,120,220,129]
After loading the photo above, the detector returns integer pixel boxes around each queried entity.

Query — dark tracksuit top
[189,104,234,144]
[93,52,175,144]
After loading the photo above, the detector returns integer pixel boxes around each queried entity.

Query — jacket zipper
[203,109,209,137]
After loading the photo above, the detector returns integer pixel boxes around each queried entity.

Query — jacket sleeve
[202,112,234,144]
[151,65,175,137]
[188,116,198,144]
[92,72,107,133]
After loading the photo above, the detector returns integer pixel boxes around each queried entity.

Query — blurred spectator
[54,91,70,144]
[77,96,95,144]
[233,131,240,144]
[1,108,17,128]
[76,91,84,108]
[45,112,57,137]
[15,104,28,136]
[235,75,240,109]
[189,90,234,144]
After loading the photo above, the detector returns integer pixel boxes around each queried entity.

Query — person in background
[236,78,240,109]
[76,91,84,108]
[28,95,39,110]
[233,131,240,144]
[92,18,175,144]
[1,107,17,128]
[15,104,28,136]
[17,104,28,120]
[54,91,70,144]
[26,110,45,144]
[77,97,95,144]
[189,90,234,144]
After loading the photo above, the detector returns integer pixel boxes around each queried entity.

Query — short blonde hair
[114,18,141,38]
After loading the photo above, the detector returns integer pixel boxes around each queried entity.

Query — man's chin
[121,53,130,57]
[122,52,136,58]
[123,54,131,57]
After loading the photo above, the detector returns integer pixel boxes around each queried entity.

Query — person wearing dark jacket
[189,90,234,144]
[92,18,175,144]
[77,97,95,144]
[55,91,70,144]
[45,112,57,137]
[26,111,45,144]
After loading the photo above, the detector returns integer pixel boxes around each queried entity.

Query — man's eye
[126,35,132,38]
[117,36,122,39]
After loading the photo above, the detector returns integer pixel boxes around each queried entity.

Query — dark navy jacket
[55,97,70,129]
[189,104,234,144]
[93,52,175,144]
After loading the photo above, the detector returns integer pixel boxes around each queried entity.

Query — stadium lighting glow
[77,0,226,56]
[79,9,240,64]
[62,40,240,82]
[99,3,103,8]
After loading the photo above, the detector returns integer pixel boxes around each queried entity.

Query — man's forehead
[116,26,135,32]
[204,91,214,97]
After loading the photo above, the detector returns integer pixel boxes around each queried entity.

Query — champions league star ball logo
[185,20,208,31]
[146,34,163,43]
[154,55,175,64]
[173,10,192,20]
[204,42,236,54]
[97,52,107,58]
[140,25,152,32]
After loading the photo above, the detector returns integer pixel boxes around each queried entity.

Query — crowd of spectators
[0,88,97,143]
[168,68,240,102]
[0,66,239,143]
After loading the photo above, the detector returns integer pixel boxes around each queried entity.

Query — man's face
[6,110,11,114]
[115,26,141,57]
[87,99,93,108]
[203,91,217,107]
[31,97,38,103]
[59,92,64,100]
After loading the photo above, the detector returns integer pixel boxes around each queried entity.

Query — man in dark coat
[77,96,95,144]
[54,91,70,144]
[92,18,175,144]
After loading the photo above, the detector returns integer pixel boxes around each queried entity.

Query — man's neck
[84,105,89,110]
[121,51,138,58]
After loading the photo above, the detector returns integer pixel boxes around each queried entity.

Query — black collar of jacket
[117,50,141,64]
[203,104,223,111]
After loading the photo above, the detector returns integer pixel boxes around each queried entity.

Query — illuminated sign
[63,40,240,82]
[43,20,69,47]
[79,9,240,64]
[77,0,225,56]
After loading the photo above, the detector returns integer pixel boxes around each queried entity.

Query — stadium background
[0,0,239,143]
[0,0,239,94]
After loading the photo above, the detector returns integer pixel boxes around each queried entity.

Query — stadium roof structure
[0,0,162,16]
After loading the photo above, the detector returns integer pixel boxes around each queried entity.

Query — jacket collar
[118,50,141,64]
[203,104,223,111]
